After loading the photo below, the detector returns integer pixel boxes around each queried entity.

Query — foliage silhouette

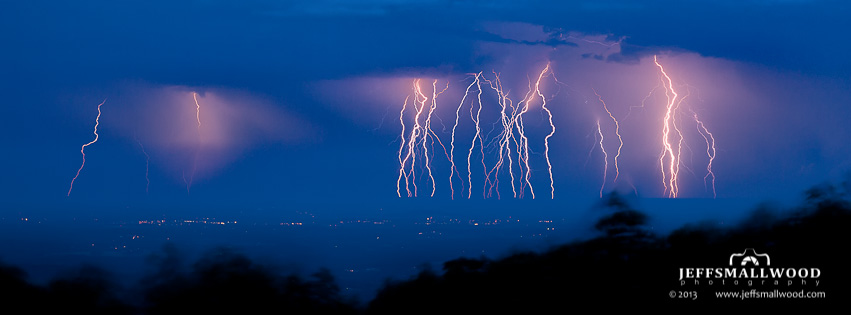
[368,184,850,312]
[2,181,849,312]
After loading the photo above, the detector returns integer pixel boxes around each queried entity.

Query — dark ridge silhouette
[2,181,849,312]
[0,262,133,314]
[141,247,357,314]
[47,265,133,314]
[0,247,357,314]
[368,184,850,312]
[0,261,44,309]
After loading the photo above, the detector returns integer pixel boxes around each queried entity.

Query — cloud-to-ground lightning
[396,79,451,197]
[449,73,481,200]
[423,80,452,197]
[595,120,608,198]
[67,99,106,196]
[481,65,556,200]
[467,74,487,199]
[694,113,717,198]
[397,64,559,199]
[419,82,435,197]
[535,64,556,199]
[593,88,623,183]
[396,96,411,197]
[654,55,683,198]
[393,59,716,199]
[483,72,519,199]
[512,74,536,199]
[399,81,426,197]
[651,55,718,198]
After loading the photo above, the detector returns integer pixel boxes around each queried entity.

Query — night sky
[2,0,850,216]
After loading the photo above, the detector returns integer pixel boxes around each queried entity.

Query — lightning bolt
[536,64,556,199]
[194,92,202,129]
[396,96,411,197]
[423,80,452,197]
[651,56,717,198]
[593,88,623,183]
[136,138,150,194]
[406,80,426,197]
[483,73,518,199]
[625,84,659,121]
[396,64,557,200]
[68,99,106,197]
[694,112,717,198]
[514,74,536,199]
[468,74,487,199]
[418,82,435,197]
[186,92,202,194]
[596,120,608,198]
[450,73,481,200]
[397,79,451,197]
[654,55,683,198]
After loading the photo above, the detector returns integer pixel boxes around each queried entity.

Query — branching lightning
[625,85,659,121]
[652,55,718,198]
[396,96,411,197]
[694,113,717,198]
[396,79,451,197]
[68,99,106,197]
[483,72,517,199]
[510,75,535,199]
[536,64,556,199]
[467,74,487,199]
[596,120,608,198]
[593,88,623,183]
[654,55,683,198]
[396,64,558,199]
[449,73,481,200]
[423,80,452,197]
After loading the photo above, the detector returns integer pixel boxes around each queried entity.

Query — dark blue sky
[1,0,850,216]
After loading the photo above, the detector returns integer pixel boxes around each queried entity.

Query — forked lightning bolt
[483,73,518,199]
[449,73,481,200]
[467,74,487,199]
[396,96,411,197]
[654,55,683,198]
[596,120,608,198]
[423,80,452,197]
[537,64,556,199]
[513,74,536,199]
[401,81,426,197]
[652,55,717,198]
[68,99,106,196]
[593,88,623,183]
[396,80,451,197]
[694,113,717,198]
[398,64,558,199]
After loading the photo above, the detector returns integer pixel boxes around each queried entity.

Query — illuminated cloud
[105,84,313,184]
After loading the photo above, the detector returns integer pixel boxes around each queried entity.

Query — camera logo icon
[729,248,770,266]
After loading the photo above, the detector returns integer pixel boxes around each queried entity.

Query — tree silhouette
[594,191,649,238]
